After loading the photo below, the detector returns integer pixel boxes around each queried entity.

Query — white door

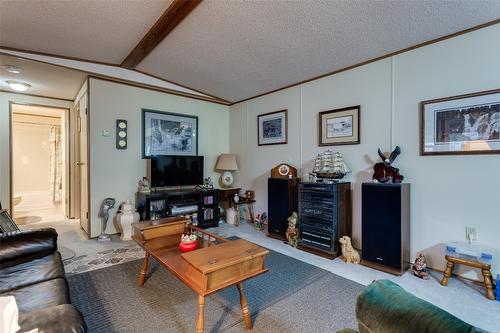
[71,103,81,219]
[78,103,89,234]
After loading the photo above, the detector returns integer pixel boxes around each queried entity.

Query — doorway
[10,103,70,225]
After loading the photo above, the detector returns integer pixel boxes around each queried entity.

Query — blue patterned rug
[67,245,363,332]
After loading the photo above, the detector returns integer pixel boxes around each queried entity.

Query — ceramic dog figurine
[339,236,360,264]
[286,212,298,248]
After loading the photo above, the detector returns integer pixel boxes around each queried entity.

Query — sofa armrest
[356,280,477,333]
[0,228,58,263]
[19,304,87,333]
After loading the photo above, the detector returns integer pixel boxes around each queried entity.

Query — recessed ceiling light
[6,80,31,92]
[3,65,22,74]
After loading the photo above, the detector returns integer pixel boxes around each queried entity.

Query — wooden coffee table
[132,217,269,332]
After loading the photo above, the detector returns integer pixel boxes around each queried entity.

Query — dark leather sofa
[0,228,86,333]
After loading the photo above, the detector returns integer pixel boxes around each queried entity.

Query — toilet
[13,195,22,207]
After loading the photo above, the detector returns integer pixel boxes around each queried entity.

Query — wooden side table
[440,254,496,300]
[218,188,241,222]
[230,199,256,226]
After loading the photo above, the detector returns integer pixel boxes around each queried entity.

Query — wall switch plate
[102,130,111,137]
[465,226,477,243]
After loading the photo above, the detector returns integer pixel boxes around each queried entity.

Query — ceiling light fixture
[3,65,22,74]
[6,80,31,92]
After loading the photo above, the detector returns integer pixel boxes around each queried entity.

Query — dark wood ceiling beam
[120,0,202,69]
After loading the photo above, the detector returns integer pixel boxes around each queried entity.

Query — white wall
[89,78,229,238]
[0,92,73,210]
[230,23,500,279]
[12,114,59,192]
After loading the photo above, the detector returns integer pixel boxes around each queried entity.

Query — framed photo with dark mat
[319,106,360,146]
[257,109,288,146]
[420,89,500,155]
[142,109,198,158]
[0,210,19,233]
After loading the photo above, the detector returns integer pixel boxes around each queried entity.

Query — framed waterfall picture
[257,109,288,146]
[319,105,360,146]
[142,109,198,158]
[420,89,500,155]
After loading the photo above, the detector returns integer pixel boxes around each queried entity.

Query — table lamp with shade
[215,154,239,188]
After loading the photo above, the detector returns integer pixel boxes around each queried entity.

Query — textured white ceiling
[0,0,172,64]
[0,54,87,100]
[137,0,500,102]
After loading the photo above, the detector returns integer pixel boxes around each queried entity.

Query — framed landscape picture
[420,89,500,155]
[142,109,198,158]
[319,105,360,146]
[258,109,288,146]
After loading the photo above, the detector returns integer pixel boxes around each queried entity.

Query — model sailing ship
[311,150,351,181]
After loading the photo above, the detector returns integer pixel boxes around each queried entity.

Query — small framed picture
[420,89,500,155]
[142,109,198,158]
[319,106,360,146]
[257,109,288,146]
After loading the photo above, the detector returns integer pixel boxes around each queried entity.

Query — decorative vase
[226,207,236,225]
[221,170,234,188]
[116,200,140,241]
[179,240,197,252]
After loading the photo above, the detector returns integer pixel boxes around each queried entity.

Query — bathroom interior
[11,103,68,224]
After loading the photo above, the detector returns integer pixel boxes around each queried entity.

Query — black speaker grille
[362,184,402,269]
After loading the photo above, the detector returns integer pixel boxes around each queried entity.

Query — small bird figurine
[413,253,429,280]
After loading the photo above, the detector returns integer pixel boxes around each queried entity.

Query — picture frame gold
[318,106,360,146]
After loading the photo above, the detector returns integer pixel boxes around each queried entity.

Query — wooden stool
[440,254,496,300]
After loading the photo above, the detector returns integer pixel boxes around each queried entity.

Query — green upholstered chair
[339,279,481,333]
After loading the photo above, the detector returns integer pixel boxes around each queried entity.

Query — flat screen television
[149,155,204,188]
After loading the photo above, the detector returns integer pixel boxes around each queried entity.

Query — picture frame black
[142,109,198,158]
[420,89,500,155]
[257,109,288,146]
[318,105,360,146]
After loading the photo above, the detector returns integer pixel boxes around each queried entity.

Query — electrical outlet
[465,226,477,242]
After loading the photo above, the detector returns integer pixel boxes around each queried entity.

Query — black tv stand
[136,188,219,228]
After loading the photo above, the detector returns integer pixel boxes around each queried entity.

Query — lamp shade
[215,154,238,171]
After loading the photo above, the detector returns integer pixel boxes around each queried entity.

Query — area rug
[64,244,144,275]
[67,248,364,332]
[14,215,42,225]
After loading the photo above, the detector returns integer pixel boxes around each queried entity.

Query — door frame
[71,102,81,220]
[8,102,71,218]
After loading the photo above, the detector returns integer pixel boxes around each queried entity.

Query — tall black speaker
[362,183,410,275]
[268,178,299,240]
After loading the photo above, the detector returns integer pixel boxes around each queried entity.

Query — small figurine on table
[413,253,429,280]
[286,212,298,247]
[138,177,151,193]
